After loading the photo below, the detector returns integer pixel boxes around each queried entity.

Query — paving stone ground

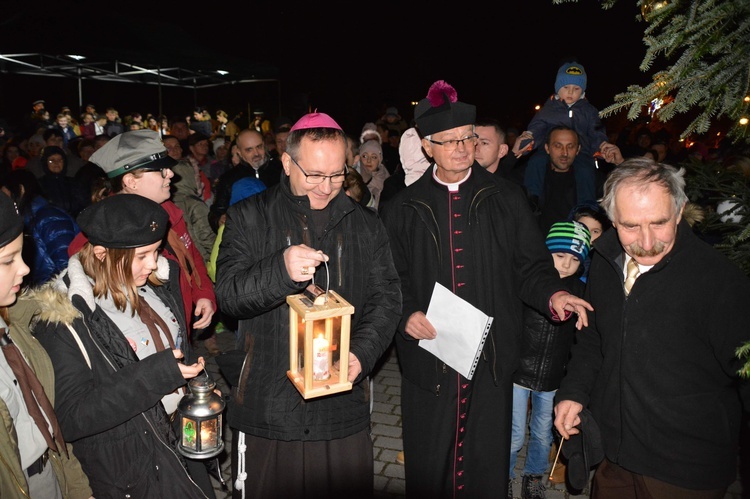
[195,333,748,498]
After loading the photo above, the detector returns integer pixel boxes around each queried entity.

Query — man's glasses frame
[289,156,347,185]
[426,134,479,151]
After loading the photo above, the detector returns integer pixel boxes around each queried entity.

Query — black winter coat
[514,274,584,392]
[33,255,206,498]
[557,219,750,490]
[526,95,608,158]
[215,175,401,441]
[38,151,89,218]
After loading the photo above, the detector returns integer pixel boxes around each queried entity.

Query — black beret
[76,194,169,249]
[0,195,24,248]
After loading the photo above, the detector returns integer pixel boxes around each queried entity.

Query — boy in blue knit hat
[515,62,614,221]
[509,220,591,499]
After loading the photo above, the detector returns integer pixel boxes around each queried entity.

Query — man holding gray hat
[380,80,592,498]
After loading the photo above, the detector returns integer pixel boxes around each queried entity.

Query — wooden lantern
[287,285,354,399]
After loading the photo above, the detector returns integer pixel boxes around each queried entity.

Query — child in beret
[32,194,207,498]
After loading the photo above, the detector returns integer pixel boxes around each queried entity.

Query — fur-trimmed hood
[34,253,172,325]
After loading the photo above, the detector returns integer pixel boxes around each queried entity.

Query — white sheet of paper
[419,282,493,380]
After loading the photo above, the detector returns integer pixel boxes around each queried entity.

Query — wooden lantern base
[286,366,353,399]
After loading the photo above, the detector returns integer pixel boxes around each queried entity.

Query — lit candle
[200,426,216,448]
[313,334,330,381]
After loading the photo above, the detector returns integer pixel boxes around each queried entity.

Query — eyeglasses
[140,167,171,178]
[289,156,347,185]
[427,134,479,151]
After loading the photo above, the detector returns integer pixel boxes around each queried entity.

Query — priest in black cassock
[381,80,592,498]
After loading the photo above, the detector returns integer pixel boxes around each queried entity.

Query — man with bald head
[208,128,282,232]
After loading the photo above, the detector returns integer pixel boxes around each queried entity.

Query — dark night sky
[1,1,655,136]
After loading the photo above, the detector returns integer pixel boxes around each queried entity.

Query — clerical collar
[432,165,472,192]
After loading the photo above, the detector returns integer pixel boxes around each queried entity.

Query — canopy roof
[0,52,278,90]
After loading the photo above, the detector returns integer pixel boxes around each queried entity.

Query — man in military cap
[380,80,592,498]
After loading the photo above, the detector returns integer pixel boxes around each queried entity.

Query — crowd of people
[0,59,748,499]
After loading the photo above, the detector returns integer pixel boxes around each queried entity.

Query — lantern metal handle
[310,257,330,304]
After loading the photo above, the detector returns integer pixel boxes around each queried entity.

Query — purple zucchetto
[290,112,342,132]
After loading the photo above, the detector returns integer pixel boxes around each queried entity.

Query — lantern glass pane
[331,316,341,368]
[312,326,331,381]
[297,316,305,371]
[200,416,220,449]
[182,417,198,450]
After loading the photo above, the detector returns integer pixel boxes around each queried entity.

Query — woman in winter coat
[0,193,92,499]
[354,139,390,210]
[33,194,208,498]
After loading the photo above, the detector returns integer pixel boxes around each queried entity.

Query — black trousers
[231,427,373,499]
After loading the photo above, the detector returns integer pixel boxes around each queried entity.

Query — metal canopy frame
[0,53,278,89]
[0,53,281,116]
